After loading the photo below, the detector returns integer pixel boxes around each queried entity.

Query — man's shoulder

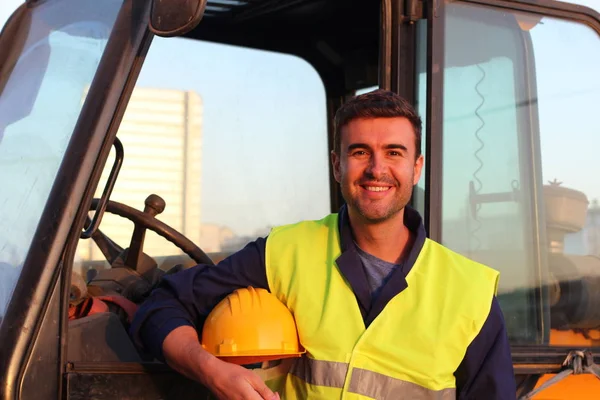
[269,213,338,237]
[423,239,500,291]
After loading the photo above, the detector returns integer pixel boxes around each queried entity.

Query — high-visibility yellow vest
[263,213,499,399]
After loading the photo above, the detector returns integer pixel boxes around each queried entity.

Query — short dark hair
[333,89,422,159]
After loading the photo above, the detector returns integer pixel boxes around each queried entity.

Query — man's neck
[349,208,413,265]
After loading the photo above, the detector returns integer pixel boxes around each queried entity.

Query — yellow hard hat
[201,286,305,365]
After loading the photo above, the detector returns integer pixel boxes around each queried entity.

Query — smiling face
[332,117,424,224]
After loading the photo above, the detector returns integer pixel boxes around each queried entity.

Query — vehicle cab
[1,0,600,398]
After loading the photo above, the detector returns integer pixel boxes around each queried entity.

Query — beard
[342,172,414,224]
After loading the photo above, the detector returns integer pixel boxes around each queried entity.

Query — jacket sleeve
[454,297,517,399]
[129,237,269,361]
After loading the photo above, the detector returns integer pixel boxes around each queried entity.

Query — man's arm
[130,237,269,361]
[454,297,517,400]
[129,237,280,399]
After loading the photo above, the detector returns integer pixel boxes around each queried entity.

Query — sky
[0,0,600,240]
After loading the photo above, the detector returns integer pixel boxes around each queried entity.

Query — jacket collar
[335,203,427,325]
[337,203,426,259]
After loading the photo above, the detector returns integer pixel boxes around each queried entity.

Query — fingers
[246,372,278,400]
[205,360,281,400]
[236,383,268,400]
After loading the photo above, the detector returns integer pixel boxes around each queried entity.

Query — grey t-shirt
[355,244,401,301]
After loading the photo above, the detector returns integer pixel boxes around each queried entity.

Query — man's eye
[352,151,367,156]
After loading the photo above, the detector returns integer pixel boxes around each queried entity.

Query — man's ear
[413,154,424,186]
[331,150,342,183]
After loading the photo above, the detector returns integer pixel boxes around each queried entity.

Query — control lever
[124,194,166,272]
[85,215,124,264]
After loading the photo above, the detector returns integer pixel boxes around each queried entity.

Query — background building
[77,87,203,262]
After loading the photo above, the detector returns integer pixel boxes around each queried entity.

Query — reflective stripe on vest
[265,213,499,399]
[348,366,456,399]
[290,356,348,387]
[288,356,456,399]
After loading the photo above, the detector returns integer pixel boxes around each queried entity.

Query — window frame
[0,0,154,396]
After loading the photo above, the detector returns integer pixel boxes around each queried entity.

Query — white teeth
[366,186,390,192]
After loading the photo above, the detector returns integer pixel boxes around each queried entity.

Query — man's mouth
[363,186,391,192]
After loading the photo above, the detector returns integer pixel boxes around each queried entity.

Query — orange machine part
[530,329,600,399]
[532,375,600,400]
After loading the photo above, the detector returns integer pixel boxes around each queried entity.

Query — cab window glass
[438,2,600,345]
[75,37,330,271]
[533,15,600,340]
[413,20,427,215]
[0,0,121,317]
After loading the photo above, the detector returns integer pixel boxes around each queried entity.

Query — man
[131,90,516,399]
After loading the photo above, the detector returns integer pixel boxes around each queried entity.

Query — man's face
[332,117,424,224]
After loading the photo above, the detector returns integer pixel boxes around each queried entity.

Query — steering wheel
[89,195,213,266]
[69,195,214,363]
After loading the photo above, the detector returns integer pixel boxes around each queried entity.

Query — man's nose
[366,154,385,179]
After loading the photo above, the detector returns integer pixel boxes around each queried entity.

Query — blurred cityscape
[76,87,266,263]
[75,87,600,267]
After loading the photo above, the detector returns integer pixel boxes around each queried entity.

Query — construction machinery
[0,0,599,398]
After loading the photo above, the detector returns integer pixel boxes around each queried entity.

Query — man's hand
[162,326,279,400]
[201,356,280,400]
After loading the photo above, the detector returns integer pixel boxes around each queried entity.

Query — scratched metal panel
[65,371,215,400]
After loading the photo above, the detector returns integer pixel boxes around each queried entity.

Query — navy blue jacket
[131,206,517,399]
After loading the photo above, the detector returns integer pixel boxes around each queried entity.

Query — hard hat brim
[217,352,304,366]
